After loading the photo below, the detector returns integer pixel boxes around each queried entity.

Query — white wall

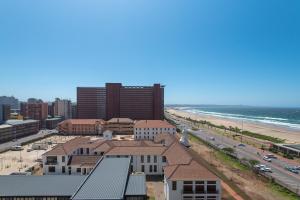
[134,127,176,140]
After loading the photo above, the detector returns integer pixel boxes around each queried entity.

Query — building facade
[54,98,72,119]
[134,120,176,140]
[20,102,48,128]
[77,83,164,120]
[58,119,105,135]
[77,87,106,119]
[0,96,19,110]
[0,120,39,144]
[105,118,134,135]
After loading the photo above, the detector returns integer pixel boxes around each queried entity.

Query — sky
[0,0,299,107]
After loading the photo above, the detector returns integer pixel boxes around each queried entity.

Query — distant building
[0,119,39,144]
[48,102,55,118]
[77,83,164,120]
[105,118,134,135]
[20,102,48,128]
[54,98,72,119]
[72,103,77,119]
[77,87,106,119]
[0,104,11,124]
[134,120,176,140]
[0,96,19,110]
[45,117,63,129]
[58,119,105,135]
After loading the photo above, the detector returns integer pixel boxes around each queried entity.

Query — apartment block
[105,118,134,135]
[54,98,72,119]
[20,102,48,128]
[134,120,176,140]
[77,83,164,120]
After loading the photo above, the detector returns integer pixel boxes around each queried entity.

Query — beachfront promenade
[165,112,300,196]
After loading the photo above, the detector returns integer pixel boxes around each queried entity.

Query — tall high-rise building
[53,98,72,119]
[0,104,11,124]
[77,87,106,119]
[77,83,164,120]
[71,103,77,119]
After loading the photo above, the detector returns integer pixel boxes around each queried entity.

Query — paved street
[166,113,300,196]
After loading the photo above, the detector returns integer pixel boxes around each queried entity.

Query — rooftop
[0,124,12,129]
[0,175,85,197]
[71,157,131,200]
[283,144,300,151]
[6,119,39,125]
[134,120,175,129]
[125,173,147,196]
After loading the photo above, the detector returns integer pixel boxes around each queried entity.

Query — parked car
[238,143,246,147]
[11,145,23,151]
[210,137,215,141]
[27,148,33,152]
[263,156,272,162]
[266,154,277,159]
[290,169,299,174]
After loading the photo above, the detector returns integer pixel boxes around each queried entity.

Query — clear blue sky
[0,0,299,107]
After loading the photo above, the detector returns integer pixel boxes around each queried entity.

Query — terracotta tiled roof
[154,133,176,146]
[106,146,167,156]
[163,142,192,165]
[93,143,112,153]
[63,119,105,125]
[43,137,90,156]
[68,155,101,166]
[164,160,217,181]
[134,120,175,129]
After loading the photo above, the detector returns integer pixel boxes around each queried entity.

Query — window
[147,155,151,163]
[172,181,177,190]
[154,155,157,163]
[149,165,153,172]
[154,165,157,172]
[162,156,167,162]
[80,148,83,155]
[77,168,81,173]
[141,165,145,172]
[62,166,65,173]
[86,148,89,155]
[141,155,144,163]
[48,166,55,173]
[62,156,65,162]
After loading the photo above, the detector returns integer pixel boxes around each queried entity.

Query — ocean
[168,105,300,130]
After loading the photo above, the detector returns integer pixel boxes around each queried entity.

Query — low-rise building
[42,134,221,200]
[271,143,300,157]
[0,120,39,144]
[105,118,134,135]
[45,117,63,129]
[134,120,176,140]
[58,119,105,135]
[0,157,147,200]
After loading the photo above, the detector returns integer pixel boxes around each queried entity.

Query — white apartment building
[134,120,176,140]
[42,135,221,200]
[54,98,72,119]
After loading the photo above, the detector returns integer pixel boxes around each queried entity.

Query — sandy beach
[167,108,300,144]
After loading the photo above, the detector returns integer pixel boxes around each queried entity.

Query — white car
[260,167,272,173]
[263,156,272,162]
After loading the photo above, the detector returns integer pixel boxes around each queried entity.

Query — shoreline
[167,108,300,143]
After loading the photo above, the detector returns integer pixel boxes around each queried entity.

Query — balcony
[45,161,58,165]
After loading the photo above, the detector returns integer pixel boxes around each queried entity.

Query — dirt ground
[0,135,76,175]
[190,139,285,200]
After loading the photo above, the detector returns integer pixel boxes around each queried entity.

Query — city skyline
[1,1,300,107]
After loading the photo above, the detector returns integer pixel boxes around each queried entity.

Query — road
[166,113,300,196]
[0,129,57,153]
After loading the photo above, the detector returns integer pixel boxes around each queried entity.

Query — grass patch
[268,182,300,200]
[214,151,249,171]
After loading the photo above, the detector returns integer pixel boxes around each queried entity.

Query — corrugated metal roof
[125,174,147,196]
[72,157,131,200]
[0,175,85,197]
